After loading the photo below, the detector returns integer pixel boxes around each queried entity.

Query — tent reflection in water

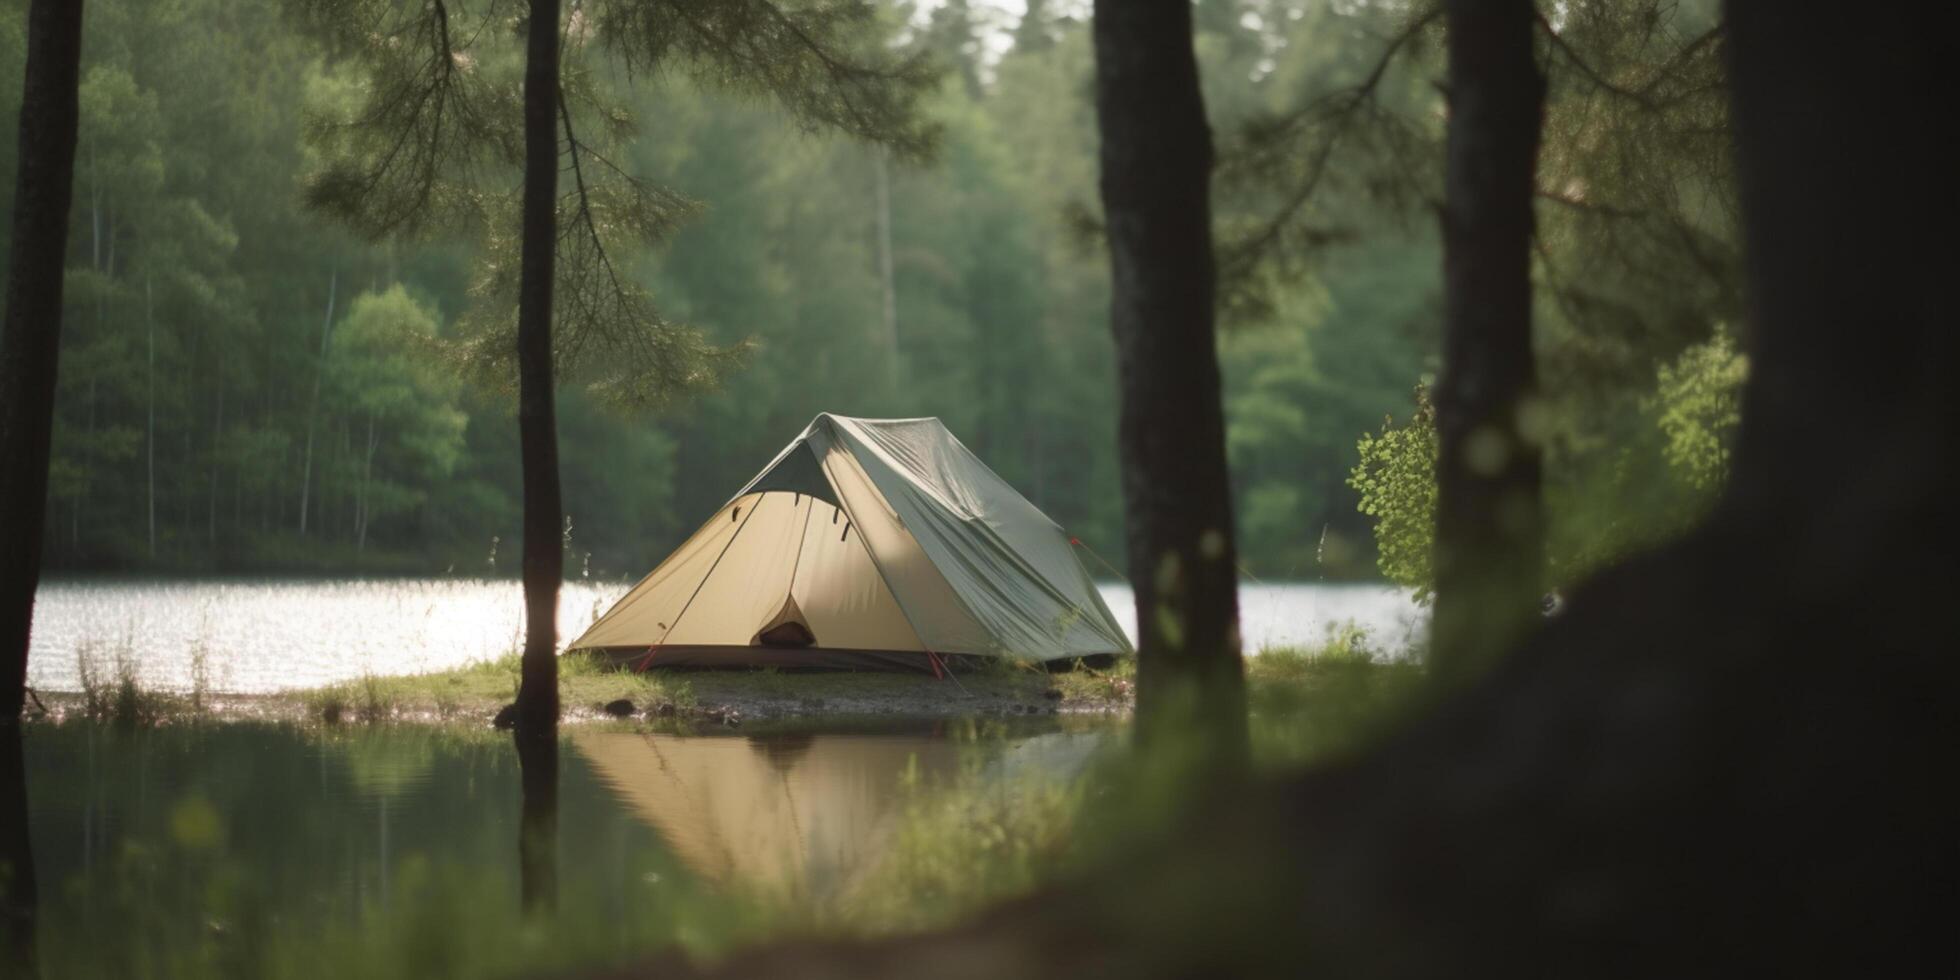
[572,730,963,897]
[568,414,1133,671]
[574,729,1109,897]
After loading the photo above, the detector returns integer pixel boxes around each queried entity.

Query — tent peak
[807,412,946,431]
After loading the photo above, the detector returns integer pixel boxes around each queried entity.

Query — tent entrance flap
[754,595,817,648]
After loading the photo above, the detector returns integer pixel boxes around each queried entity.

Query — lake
[25,578,1426,694]
[17,718,1111,976]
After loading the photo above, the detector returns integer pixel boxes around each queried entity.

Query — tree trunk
[873,148,899,390]
[209,378,223,545]
[1429,0,1547,677]
[299,266,337,537]
[1090,0,1244,755]
[0,1,85,971]
[357,411,376,554]
[145,274,157,560]
[514,0,564,733]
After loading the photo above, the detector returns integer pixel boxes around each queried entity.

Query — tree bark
[1,0,85,716]
[299,266,337,537]
[1430,0,1546,676]
[588,4,1950,978]
[0,1,84,971]
[1090,0,1244,754]
[514,0,564,732]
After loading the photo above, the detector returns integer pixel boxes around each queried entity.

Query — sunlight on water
[26,578,630,693]
[26,578,1426,693]
[1094,582,1427,657]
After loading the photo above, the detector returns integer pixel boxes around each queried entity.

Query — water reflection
[18,718,1112,973]
[1,724,36,977]
[573,729,966,898]
[514,726,558,913]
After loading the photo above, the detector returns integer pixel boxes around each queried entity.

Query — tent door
[753,594,817,648]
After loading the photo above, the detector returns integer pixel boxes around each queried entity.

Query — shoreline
[25,653,1138,729]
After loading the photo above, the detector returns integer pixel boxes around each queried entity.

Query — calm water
[25,578,1425,694]
[20,719,1110,976]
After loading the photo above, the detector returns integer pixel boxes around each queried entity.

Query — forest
[1,0,1734,585]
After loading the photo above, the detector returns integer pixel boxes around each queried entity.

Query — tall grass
[75,631,167,729]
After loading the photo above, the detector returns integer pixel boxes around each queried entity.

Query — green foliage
[296,0,751,411]
[1215,0,1741,589]
[595,0,939,158]
[1224,240,1439,576]
[11,0,1498,583]
[1651,329,1746,491]
[1348,385,1438,600]
[1349,332,1749,594]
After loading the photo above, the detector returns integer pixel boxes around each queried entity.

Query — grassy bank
[311,651,1139,725]
[34,626,1416,731]
[31,648,1142,727]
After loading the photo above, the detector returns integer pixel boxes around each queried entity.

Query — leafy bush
[1348,384,1438,602]
[1349,333,1748,597]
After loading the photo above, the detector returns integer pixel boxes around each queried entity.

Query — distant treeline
[0,0,1449,580]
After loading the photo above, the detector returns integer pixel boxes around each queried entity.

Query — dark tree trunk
[590,5,1951,979]
[0,2,85,972]
[1090,0,1245,754]
[0,0,85,717]
[514,0,563,732]
[1430,0,1546,675]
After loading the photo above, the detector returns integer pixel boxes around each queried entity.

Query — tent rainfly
[567,414,1133,672]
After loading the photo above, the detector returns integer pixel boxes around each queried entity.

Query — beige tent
[568,414,1132,671]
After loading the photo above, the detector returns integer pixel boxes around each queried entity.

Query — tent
[567,414,1132,671]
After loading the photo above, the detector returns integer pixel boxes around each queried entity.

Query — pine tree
[297,0,936,731]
